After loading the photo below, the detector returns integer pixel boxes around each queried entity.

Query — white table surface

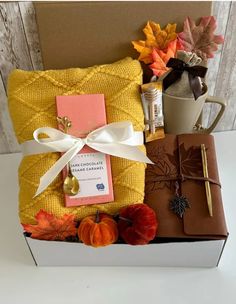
[0,131,236,304]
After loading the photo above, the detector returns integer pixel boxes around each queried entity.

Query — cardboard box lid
[34,1,212,69]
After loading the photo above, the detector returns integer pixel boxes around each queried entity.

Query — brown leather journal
[145,134,228,239]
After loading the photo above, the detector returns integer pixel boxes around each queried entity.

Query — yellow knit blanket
[8,57,146,224]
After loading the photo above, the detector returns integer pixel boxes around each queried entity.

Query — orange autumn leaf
[23,210,77,241]
[132,21,177,64]
[150,39,180,77]
[132,40,153,64]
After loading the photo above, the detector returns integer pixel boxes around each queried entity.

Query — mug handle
[202,96,226,133]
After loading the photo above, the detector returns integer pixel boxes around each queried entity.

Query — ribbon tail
[188,73,202,100]
[163,69,183,91]
[34,142,84,197]
[88,142,153,164]
[21,140,49,155]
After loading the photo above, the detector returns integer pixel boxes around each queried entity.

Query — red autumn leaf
[149,39,181,76]
[23,210,77,241]
[178,16,224,60]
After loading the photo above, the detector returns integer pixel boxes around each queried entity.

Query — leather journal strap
[153,135,221,187]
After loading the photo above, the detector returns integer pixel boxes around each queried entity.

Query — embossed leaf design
[180,144,203,175]
[146,143,203,195]
[145,157,177,192]
[167,144,203,176]
[166,151,177,168]
[146,171,170,192]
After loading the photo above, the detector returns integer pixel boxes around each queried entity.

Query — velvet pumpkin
[118,204,158,245]
[78,211,118,247]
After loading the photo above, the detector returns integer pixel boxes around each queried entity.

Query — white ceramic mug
[163,85,226,134]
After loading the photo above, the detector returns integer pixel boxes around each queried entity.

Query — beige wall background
[0,1,235,154]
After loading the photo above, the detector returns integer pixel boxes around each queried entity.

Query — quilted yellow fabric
[8,57,146,224]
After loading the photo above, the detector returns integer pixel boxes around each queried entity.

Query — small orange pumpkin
[78,211,118,247]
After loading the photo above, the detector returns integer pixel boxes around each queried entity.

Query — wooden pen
[201,144,213,217]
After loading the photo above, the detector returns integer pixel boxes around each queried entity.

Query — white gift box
[18,2,228,268]
[25,236,227,268]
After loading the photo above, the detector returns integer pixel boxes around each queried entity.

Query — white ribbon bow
[21,121,153,197]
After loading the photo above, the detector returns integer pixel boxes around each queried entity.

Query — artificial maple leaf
[178,16,224,60]
[23,210,77,241]
[132,21,177,64]
[149,39,179,76]
[132,40,153,64]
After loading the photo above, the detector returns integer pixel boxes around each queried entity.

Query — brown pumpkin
[78,211,118,247]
